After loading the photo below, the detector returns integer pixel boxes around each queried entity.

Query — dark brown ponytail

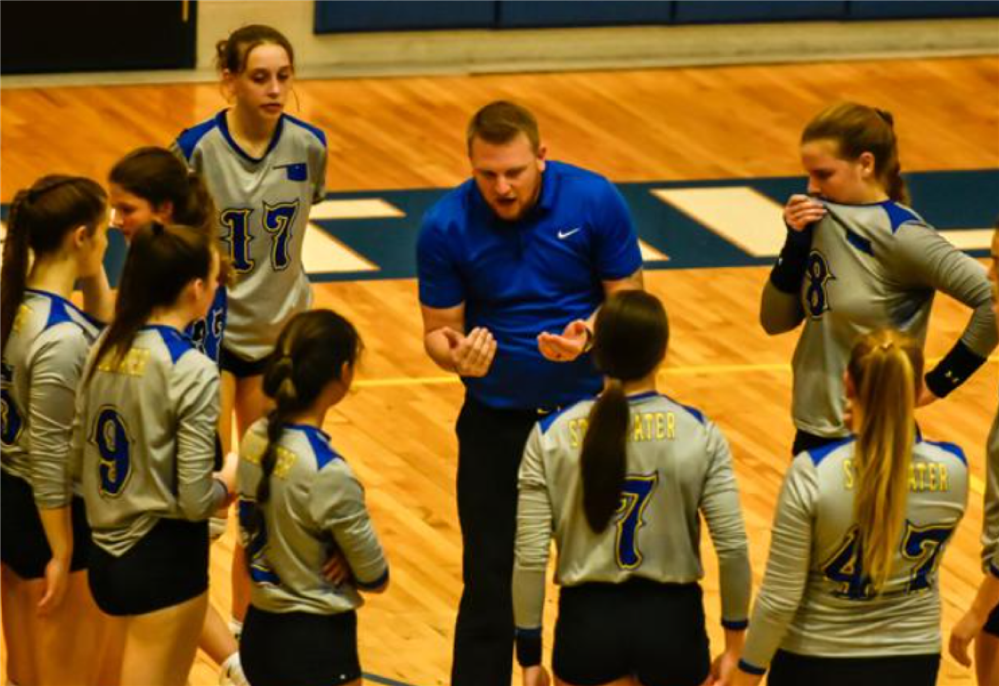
[580,291,668,532]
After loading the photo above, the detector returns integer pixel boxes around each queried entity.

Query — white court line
[311,198,405,220]
[653,186,785,256]
[653,186,993,254]
[639,240,669,262]
[939,229,993,251]
[303,222,378,273]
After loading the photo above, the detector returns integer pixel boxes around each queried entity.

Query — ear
[843,370,857,401]
[857,151,876,177]
[153,201,175,225]
[71,225,90,249]
[536,143,548,172]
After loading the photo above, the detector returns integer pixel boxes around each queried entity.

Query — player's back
[786,437,967,655]
[533,392,742,587]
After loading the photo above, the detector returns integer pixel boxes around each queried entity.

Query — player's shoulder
[794,436,855,469]
[282,114,327,149]
[916,436,968,469]
[26,290,100,349]
[174,111,224,162]
[144,325,213,376]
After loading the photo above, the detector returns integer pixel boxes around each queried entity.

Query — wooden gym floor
[1,55,998,685]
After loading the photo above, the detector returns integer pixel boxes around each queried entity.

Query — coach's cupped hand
[537,319,590,363]
[442,326,496,377]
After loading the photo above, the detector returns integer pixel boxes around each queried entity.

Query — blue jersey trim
[216,109,285,164]
[538,405,574,435]
[355,567,389,591]
[627,391,659,402]
[660,394,706,425]
[175,116,220,162]
[924,439,967,466]
[286,423,340,470]
[284,114,327,147]
[844,228,874,256]
[738,659,767,676]
[881,201,920,234]
[722,618,749,630]
[25,288,96,331]
[805,436,855,466]
[144,325,195,364]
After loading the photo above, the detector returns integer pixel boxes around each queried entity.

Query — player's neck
[285,403,330,430]
[147,304,197,333]
[620,372,658,397]
[26,256,77,300]
[227,107,279,154]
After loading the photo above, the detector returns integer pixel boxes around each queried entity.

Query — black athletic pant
[452,395,539,686]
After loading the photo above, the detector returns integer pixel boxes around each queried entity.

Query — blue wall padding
[496,2,675,28]
[314,1,496,33]
[673,0,848,24]
[848,1,999,20]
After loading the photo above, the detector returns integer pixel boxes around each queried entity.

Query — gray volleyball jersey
[172,111,327,361]
[762,201,996,438]
[983,400,999,577]
[741,437,968,672]
[74,326,225,556]
[513,392,751,631]
[237,420,388,615]
[1,290,100,508]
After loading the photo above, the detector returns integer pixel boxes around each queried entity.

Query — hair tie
[879,340,894,351]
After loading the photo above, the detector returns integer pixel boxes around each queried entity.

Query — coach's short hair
[466,101,540,154]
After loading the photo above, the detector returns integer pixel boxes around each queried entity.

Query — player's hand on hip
[784,194,826,232]
[537,319,589,362]
[522,665,550,686]
[322,549,353,586]
[442,326,496,377]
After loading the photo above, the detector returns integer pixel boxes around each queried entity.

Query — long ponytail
[847,329,923,593]
[580,291,668,533]
[1,176,106,352]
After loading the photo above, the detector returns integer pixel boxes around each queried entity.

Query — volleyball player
[733,329,968,686]
[237,310,388,686]
[75,222,238,686]
[760,102,996,455]
[171,24,328,629]
[949,223,999,686]
[1,176,110,686]
[108,146,246,685]
[513,290,751,686]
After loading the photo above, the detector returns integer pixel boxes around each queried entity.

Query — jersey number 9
[91,407,133,497]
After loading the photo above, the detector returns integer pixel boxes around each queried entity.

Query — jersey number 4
[822,522,956,599]
[615,473,659,570]
[91,407,133,497]
[221,201,301,275]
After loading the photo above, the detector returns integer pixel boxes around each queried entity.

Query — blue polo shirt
[417,160,642,410]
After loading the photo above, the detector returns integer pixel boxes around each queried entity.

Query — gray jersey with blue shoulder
[237,420,388,615]
[740,437,968,673]
[761,201,996,438]
[172,110,327,362]
[983,399,999,578]
[73,326,225,556]
[513,392,751,632]
[1,290,100,508]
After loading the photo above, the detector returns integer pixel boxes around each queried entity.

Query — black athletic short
[219,346,271,378]
[767,649,940,686]
[88,517,209,616]
[0,469,91,579]
[984,601,999,638]
[240,605,362,686]
[553,579,710,686]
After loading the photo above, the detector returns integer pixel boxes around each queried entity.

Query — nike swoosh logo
[558,228,581,239]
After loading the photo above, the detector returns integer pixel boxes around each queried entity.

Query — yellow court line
[355,355,999,389]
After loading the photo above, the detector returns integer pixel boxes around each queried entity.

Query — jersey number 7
[615,473,659,570]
